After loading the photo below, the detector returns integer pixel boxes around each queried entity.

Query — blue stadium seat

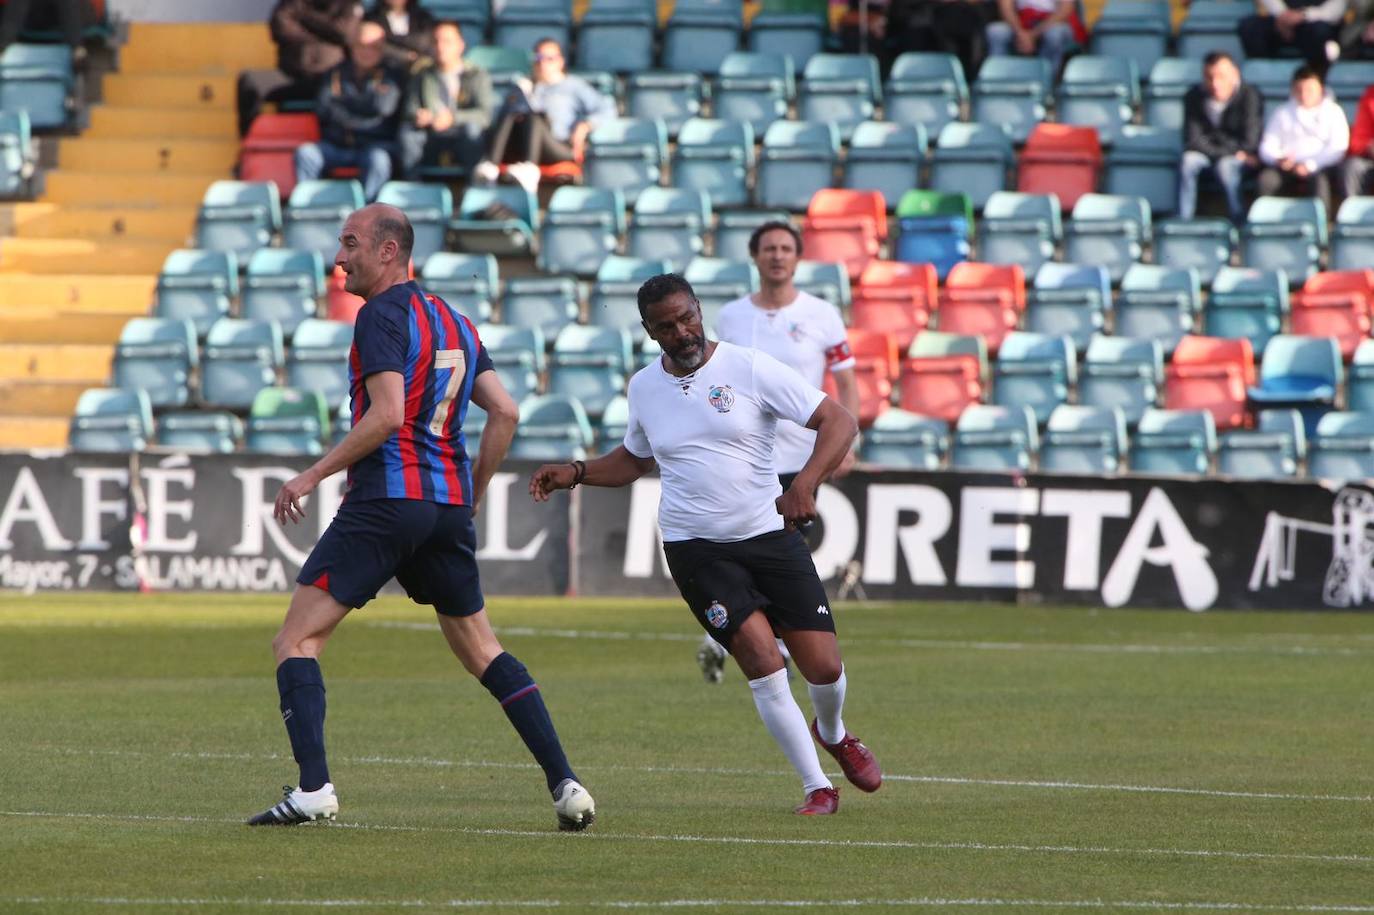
[1039,404,1128,474]
[1063,193,1151,285]
[1242,59,1297,122]
[798,53,881,142]
[1327,61,1374,123]
[547,325,635,420]
[1218,408,1304,479]
[596,393,630,453]
[68,387,153,453]
[200,318,285,411]
[713,51,794,136]
[464,45,531,95]
[1176,1,1247,61]
[376,181,452,268]
[1056,55,1139,146]
[1104,126,1182,219]
[537,185,625,277]
[747,10,827,72]
[979,191,1061,275]
[589,255,672,341]
[154,249,238,339]
[112,318,198,409]
[194,181,281,260]
[661,0,742,75]
[1078,334,1162,426]
[156,410,243,453]
[0,108,32,198]
[1129,407,1216,475]
[242,248,325,339]
[1329,196,1374,272]
[1206,266,1289,355]
[0,44,74,130]
[1144,58,1203,130]
[492,0,571,53]
[1348,338,1374,413]
[577,0,656,73]
[971,56,1051,146]
[713,209,789,260]
[893,189,973,280]
[860,409,949,470]
[928,122,1013,212]
[1241,196,1326,286]
[684,256,759,327]
[949,404,1038,472]
[885,52,966,140]
[584,117,668,206]
[626,71,705,137]
[420,252,498,324]
[756,120,839,211]
[501,276,580,339]
[1307,411,1374,482]
[451,185,538,256]
[1026,262,1110,352]
[245,386,328,456]
[283,179,365,263]
[991,331,1076,424]
[842,120,925,212]
[1116,263,1201,356]
[286,317,353,407]
[795,259,852,308]
[510,393,595,460]
[1089,0,1170,80]
[430,0,490,38]
[671,117,755,209]
[1154,217,1236,287]
[629,186,711,271]
[1248,334,1342,436]
[480,322,545,401]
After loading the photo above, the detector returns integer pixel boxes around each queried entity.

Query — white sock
[748,668,831,793]
[807,666,847,746]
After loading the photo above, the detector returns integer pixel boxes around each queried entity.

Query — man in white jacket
[1257,64,1350,215]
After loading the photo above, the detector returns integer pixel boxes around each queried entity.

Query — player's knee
[804,660,843,685]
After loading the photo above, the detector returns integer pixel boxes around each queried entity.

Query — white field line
[19,745,1374,806]
[0,808,1369,867]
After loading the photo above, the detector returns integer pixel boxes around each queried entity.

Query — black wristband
[571,460,586,488]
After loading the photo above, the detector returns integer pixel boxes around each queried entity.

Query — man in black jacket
[1178,51,1262,223]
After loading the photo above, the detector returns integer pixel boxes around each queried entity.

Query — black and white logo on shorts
[707,385,735,413]
[705,600,729,628]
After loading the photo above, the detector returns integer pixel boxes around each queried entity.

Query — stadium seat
[112,317,197,409]
[286,318,353,407]
[971,56,1051,146]
[1348,339,1374,413]
[577,0,656,73]
[992,331,1076,424]
[899,330,987,423]
[1078,334,1163,426]
[1104,126,1183,219]
[756,119,840,211]
[0,108,33,198]
[936,261,1026,355]
[842,120,925,212]
[0,43,73,130]
[884,52,966,139]
[832,326,899,424]
[1154,217,1236,287]
[1218,408,1304,479]
[1307,411,1374,482]
[589,255,672,341]
[450,185,538,256]
[239,113,319,199]
[797,53,881,142]
[421,252,498,324]
[1116,263,1201,356]
[949,404,1038,472]
[1326,61,1374,123]
[492,0,571,53]
[1129,407,1216,476]
[712,52,794,136]
[154,249,238,339]
[501,276,581,340]
[194,181,281,260]
[375,181,452,268]
[801,188,886,281]
[1016,124,1103,212]
[1206,266,1289,355]
[596,394,630,454]
[68,387,153,453]
[1176,0,1248,61]
[538,185,624,278]
[200,318,285,411]
[242,248,325,339]
[1026,262,1110,353]
[1241,196,1326,286]
[713,209,789,260]
[1248,334,1343,435]
[638,337,663,371]
[860,409,948,469]
[893,189,973,280]
[684,256,760,327]
[1063,193,1151,286]
[1242,59,1297,122]
[1143,58,1203,131]
[244,387,328,455]
[626,71,705,138]
[928,122,1013,212]
[629,187,710,272]
[283,179,365,263]
[1039,404,1128,474]
[547,325,635,420]
[1088,0,1170,83]
[156,410,244,453]
[509,393,595,460]
[795,259,852,308]
[1056,55,1140,146]
[661,0,742,75]
[978,191,1061,276]
[851,260,938,353]
[1329,196,1374,272]
[747,9,827,72]
[480,323,545,402]
[671,117,755,209]
[583,117,667,206]
[464,45,532,95]
[1164,334,1255,430]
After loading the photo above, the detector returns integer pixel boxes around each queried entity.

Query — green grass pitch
[0,592,1370,914]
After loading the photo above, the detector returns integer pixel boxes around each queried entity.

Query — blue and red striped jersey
[344,280,494,505]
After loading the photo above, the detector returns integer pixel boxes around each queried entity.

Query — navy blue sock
[480,652,576,794]
[276,657,330,792]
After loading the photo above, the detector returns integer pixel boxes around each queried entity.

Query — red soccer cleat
[794,786,839,815]
[811,719,882,793]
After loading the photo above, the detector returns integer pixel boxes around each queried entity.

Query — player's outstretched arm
[776,398,859,528]
[528,446,656,502]
[469,369,519,510]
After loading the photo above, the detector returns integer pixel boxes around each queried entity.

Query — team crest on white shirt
[787,321,805,342]
[707,385,735,413]
[705,601,729,628]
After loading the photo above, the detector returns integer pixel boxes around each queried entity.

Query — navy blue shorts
[297,498,485,617]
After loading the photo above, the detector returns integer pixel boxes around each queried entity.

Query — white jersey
[623,341,827,543]
[714,291,854,474]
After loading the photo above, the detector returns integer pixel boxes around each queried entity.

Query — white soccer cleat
[696,634,727,684]
[552,778,595,831]
[247,783,338,826]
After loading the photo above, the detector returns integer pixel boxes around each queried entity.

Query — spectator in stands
[294,20,404,202]
[984,0,1085,78]
[236,0,362,138]
[399,21,491,178]
[364,0,434,70]
[472,37,616,194]
[1339,0,1374,58]
[1257,65,1349,214]
[1239,0,1348,67]
[1178,51,1262,223]
[1340,85,1374,197]
[0,0,86,56]
[881,0,997,81]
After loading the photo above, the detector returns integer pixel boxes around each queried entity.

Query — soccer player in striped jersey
[248,203,594,831]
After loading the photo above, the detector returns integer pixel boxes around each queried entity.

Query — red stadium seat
[802,189,888,281]
[935,262,1025,354]
[1017,124,1102,211]
[1291,270,1374,361]
[325,259,416,323]
[823,361,892,426]
[897,353,982,423]
[1164,334,1255,430]
[849,260,938,352]
[239,113,320,200]
[845,327,901,381]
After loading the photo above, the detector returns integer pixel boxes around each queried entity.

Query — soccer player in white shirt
[701,221,862,682]
[530,274,882,815]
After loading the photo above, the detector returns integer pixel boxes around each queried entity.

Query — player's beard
[666,333,708,373]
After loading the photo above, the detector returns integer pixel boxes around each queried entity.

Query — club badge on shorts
[708,385,735,413]
[705,600,729,629]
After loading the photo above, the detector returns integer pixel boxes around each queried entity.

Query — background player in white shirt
[529,274,881,815]
[699,221,861,683]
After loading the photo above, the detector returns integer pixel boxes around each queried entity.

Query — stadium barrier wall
[0,452,1363,611]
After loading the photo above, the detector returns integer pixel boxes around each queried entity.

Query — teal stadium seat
[684,256,760,328]
[538,185,624,277]
[1241,196,1326,286]
[662,0,742,76]
[492,0,571,54]
[756,119,839,211]
[0,44,74,130]
[1026,262,1110,352]
[991,331,1076,424]
[928,122,1013,212]
[156,410,244,453]
[547,325,635,420]
[1089,1,1170,84]
[1104,126,1182,218]
[1307,411,1374,482]
[1242,59,1297,122]
[451,185,538,256]
[1177,1,1247,60]
[885,52,967,139]
[242,248,325,339]
[479,323,545,402]
[376,181,452,268]
[596,394,631,453]
[584,117,668,206]
[979,191,1061,276]
[860,409,949,470]
[200,318,285,411]
[972,56,1050,145]
[1129,407,1216,476]
[509,393,595,460]
[588,255,672,342]
[1039,404,1128,474]
[420,252,498,324]
[1077,334,1162,426]
[286,318,354,407]
[1330,197,1374,272]
[463,45,531,96]
[794,259,852,308]
[1206,266,1289,355]
[949,404,1038,472]
[1153,217,1235,287]
[747,9,827,72]
[245,387,329,456]
[842,120,925,212]
[154,249,237,339]
[112,318,198,409]
[1144,58,1202,131]
[1247,334,1343,435]
[713,52,794,136]
[0,109,33,198]
[283,179,365,263]
[1063,193,1151,285]
[1056,55,1140,146]
[713,208,789,260]
[577,0,656,73]
[68,388,153,453]
[626,71,705,137]
[1116,263,1201,355]
[194,181,281,260]
[1347,339,1374,413]
[629,186,710,272]
[672,117,755,209]
[1218,408,1304,479]
[797,53,881,142]
[501,276,581,339]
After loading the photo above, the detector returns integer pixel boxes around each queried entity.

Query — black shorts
[297,498,485,617]
[663,529,836,649]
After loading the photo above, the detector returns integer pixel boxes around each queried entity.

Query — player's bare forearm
[528,446,655,501]
[795,398,860,493]
[309,410,398,484]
